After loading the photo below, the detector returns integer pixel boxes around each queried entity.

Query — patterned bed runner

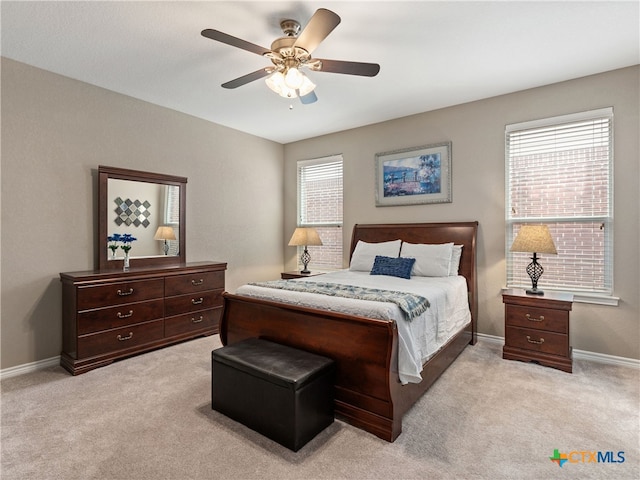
[248,280,430,321]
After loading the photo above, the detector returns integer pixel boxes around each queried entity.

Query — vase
[123,252,130,271]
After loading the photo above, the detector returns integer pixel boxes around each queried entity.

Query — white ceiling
[2,1,639,144]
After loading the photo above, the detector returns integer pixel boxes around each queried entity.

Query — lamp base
[526,288,544,296]
[525,253,545,296]
[299,247,311,276]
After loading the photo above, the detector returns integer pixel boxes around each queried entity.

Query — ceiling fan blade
[299,90,318,104]
[314,59,380,77]
[222,68,272,89]
[201,29,270,56]
[293,8,341,54]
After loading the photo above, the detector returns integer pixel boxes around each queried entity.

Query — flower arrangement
[107,233,122,257]
[119,233,137,254]
[107,233,137,256]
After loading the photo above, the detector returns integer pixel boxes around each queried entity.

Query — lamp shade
[266,70,316,99]
[154,226,176,241]
[284,67,304,89]
[510,225,557,254]
[288,227,323,247]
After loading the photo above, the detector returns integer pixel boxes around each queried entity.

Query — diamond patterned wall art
[114,197,151,227]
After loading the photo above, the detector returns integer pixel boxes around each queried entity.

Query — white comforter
[235,270,471,384]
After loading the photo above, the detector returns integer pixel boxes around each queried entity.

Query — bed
[219,222,478,442]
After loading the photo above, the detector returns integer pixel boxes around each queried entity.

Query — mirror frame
[98,165,187,270]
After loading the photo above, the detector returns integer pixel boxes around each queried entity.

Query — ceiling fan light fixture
[266,70,315,99]
[265,71,297,98]
[298,74,316,96]
[265,70,284,90]
[284,67,304,89]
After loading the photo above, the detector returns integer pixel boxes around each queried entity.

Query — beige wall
[2,58,638,370]
[1,58,284,369]
[284,66,640,360]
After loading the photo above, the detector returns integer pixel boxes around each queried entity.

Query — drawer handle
[526,335,545,345]
[192,297,204,305]
[117,332,134,341]
[117,310,134,319]
[525,313,544,322]
[191,279,204,286]
[191,315,204,324]
[117,288,134,296]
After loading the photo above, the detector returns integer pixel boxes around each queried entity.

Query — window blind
[506,108,613,295]
[163,185,180,256]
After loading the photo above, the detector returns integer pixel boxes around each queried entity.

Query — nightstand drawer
[505,305,568,334]
[505,325,569,357]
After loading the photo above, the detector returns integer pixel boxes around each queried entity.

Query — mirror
[98,165,187,270]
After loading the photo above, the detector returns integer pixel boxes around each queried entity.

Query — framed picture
[375,142,452,206]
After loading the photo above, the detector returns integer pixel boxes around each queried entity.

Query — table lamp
[288,227,323,274]
[154,226,176,255]
[510,225,557,295]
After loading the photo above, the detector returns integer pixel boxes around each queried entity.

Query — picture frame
[375,141,452,206]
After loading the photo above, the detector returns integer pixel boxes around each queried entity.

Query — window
[297,155,343,269]
[506,108,613,297]
[162,185,180,256]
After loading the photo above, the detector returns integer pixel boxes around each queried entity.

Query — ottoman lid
[213,338,334,390]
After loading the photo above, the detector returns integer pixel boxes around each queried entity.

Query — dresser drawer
[505,304,568,334]
[77,279,164,310]
[165,307,222,337]
[164,289,223,317]
[165,271,225,296]
[77,299,164,335]
[77,319,164,358]
[505,325,569,357]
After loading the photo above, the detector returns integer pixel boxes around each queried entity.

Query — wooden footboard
[220,292,472,441]
[220,292,401,440]
[219,222,478,442]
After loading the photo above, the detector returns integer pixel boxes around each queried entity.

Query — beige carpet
[1,336,638,480]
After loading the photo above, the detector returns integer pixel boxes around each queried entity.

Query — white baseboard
[2,337,638,380]
[571,348,640,368]
[0,356,61,381]
[477,333,640,369]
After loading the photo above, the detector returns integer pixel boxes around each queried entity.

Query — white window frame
[297,154,344,270]
[505,108,617,305]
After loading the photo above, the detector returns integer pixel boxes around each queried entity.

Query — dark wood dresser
[60,261,226,375]
[502,289,573,373]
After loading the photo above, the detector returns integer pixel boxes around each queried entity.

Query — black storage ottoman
[212,337,335,451]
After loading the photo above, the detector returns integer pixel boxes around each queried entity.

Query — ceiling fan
[201,8,380,104]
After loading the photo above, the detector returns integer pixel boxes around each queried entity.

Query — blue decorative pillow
[370,255,416,279]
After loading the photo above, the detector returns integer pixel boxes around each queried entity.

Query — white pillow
[349,240,402,271]
[400,242,454,277]
[449,245,463,276]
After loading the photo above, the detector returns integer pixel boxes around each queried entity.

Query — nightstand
[502,289,573,373]
[281,271,325,280]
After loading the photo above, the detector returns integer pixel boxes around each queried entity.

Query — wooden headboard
[349,222,479,338]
